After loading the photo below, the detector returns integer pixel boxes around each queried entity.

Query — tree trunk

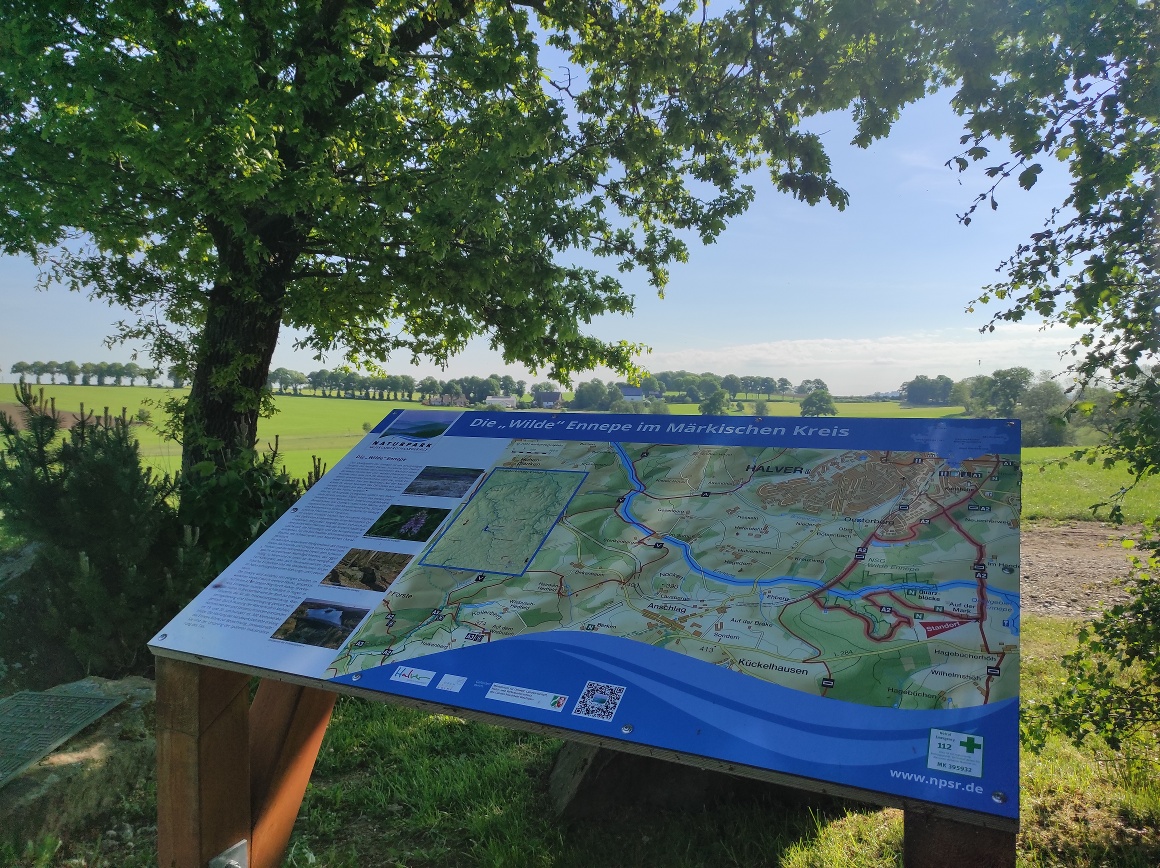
[182,282,284,472]
[182,217,301,473]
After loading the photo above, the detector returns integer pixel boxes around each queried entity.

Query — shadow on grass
[285,698,902,868]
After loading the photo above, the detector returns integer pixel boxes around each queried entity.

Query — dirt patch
[1021,521,1139,618]
[0,401,83,430]
[0,401,143,431]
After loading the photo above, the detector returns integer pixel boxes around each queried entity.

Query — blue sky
[0,90,1077,395]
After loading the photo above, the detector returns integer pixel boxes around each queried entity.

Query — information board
[151,410,1020,822]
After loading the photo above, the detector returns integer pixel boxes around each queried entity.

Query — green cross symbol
[960,736,982,754]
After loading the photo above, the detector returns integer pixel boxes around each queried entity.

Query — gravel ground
[1021,521,1140,618]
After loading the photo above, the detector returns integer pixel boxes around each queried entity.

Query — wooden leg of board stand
[248,681,337,868]
[155,663,336,868]
[155,658,252,868]
[903,810,1016,868]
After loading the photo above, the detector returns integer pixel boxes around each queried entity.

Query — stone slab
[0,676,155,843]
[0,690,123,788]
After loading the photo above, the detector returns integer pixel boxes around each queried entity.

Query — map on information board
[151,410,1021,822]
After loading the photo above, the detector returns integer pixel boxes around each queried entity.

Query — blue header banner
[436,410,1019,465]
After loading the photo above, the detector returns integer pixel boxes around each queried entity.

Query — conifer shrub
[0,384,319,676]
[0,384,204,675]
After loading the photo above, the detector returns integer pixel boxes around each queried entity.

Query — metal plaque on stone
[0,690,124,787]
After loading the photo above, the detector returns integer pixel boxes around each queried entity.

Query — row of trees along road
[9,360,179,387]
[271,368,529,403]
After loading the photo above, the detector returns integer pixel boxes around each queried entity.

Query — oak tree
[799,389,837,416]
[0,0,940,470]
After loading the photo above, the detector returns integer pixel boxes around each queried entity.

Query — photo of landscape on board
[152,410,1021,821]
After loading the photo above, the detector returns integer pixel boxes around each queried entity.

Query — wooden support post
[248,680,337,868]
[904,810,1017,868]
[155,658,252,868]
[155,660,337,868]
[551,743,1019,868]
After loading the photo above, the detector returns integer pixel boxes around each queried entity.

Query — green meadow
[1022,447,1160,523]
[0,385,412,477]
[5,384,1156,521]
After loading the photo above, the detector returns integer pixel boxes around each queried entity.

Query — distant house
[618,385,646,402]
[536,391,562,409]
[484,395,517,408]
[427,394,468,407]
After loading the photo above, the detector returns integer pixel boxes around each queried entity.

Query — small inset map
[421,468,585,575]
[365,505,450,542]
[403,466,484,498]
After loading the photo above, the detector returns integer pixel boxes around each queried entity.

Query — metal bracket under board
[208,838,248,868]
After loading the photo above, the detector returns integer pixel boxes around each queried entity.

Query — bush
[0,384,207,675]
[1027,525,1160,758]
[180,443,320,577]
[0,385,319,676]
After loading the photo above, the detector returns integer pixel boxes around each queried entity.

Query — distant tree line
[564,374,838,418]
[5,359,842,420]
[648,371,816,403]
[268,368,530,405]
[902,367,1131,448]
[8,360,180,386]
[18,359,1120,445]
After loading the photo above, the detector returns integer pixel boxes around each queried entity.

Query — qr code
[571,681,626,721]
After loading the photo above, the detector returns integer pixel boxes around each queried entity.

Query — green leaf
[1017,163,1042,190]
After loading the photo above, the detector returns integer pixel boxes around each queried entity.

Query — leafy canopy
[941,0,1160,760]
[943,0,1159,492]
[799,389,837,416]
[0,0,938,392]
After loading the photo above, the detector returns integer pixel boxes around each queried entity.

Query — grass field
[1022,447,1160,524]
[4,385,1157,521]
[0,385,414,477]
[6,615,1157,867]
